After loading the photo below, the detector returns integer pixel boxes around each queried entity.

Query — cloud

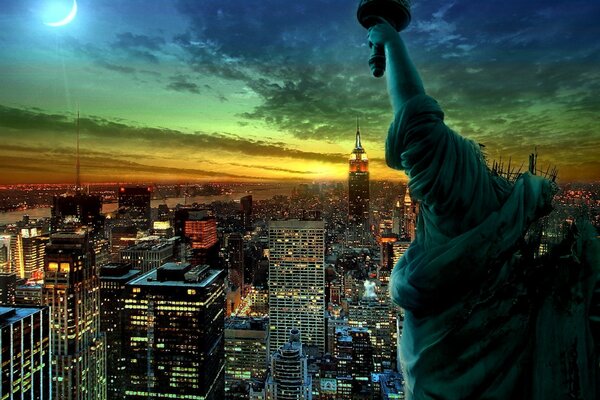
[0,105,348,164]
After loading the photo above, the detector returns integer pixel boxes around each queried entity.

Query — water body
[0,183,295,225]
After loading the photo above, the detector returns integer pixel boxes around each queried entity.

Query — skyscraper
[266,329,312,400]
[117,186,152,231]
[348,120,370,242]
[43,233,107,400]
[99,263,140,400]
[268,219,325,355]
[240,195,253,231]
[123,262,225,399]
[51,193,104,237]
[0,306,51,399]
[174,208,219,266]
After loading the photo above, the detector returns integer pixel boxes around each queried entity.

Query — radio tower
[76,108,81,192]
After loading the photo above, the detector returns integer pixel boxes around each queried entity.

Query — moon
[45,0,78,27]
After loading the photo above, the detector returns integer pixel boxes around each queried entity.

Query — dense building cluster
[0,133,597,399]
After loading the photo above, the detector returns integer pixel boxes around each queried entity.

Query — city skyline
[1,0,599,184]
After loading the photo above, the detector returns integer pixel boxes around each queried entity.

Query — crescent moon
[45,0,78,27]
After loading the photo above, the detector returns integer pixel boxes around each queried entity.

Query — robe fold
[387,94,600,400]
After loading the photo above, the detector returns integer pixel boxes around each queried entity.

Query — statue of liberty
[364,8,600,400]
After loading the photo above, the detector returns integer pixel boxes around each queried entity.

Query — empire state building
[348,120,370,239]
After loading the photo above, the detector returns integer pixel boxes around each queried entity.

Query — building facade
[0,306,50,400]
[268,219,325,355]
[43,233,107,400]
[348,122,370,243]
[123,263,225,399]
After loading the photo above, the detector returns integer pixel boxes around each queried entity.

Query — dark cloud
[0,105,347,164]
[112,32,166,63]
[166,75,201,94]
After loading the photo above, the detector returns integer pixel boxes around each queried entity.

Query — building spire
[76,107,81,191]
[355,116,362,149]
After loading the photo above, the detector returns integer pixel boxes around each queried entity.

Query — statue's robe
[387,94,600,399]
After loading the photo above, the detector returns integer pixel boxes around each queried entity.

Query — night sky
[0,0,598,184]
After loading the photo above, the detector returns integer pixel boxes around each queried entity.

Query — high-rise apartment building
[123,262,225,399]
[119,240,174,272]
[268,219,325,355]
[266,329,312,400]
[0,306,50,399]
[43,233,107,400]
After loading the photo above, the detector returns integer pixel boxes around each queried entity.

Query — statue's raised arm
[365,9,600,400]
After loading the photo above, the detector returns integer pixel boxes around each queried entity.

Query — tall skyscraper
[123,263,225,399]
[99,263,140,400]
[268,219,325,355]
[348,120,370,242]
[0,272,16,304]
[117,186,152,230]
[51,193,104,237]
[11,227,48,281]
[0,306,51,399]
[226,232,245,291]
[43,233,107,400]
[266,329,312,400]
[240,195,253,231]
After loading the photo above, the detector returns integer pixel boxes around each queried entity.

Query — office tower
[326,310,348,354]
[43,233,107,400]
[151,220,173,238]
[174,208,219,266]
[334,327,374,398]
[348,120,370,239]
[0,306,50,399]
[266,329,312,400]
[225,317,269,397]
[123,263,225,399]
[109,226,138,259]
[348,284,393,372]
[379,237,410,284]
[240,195,253,231]
[99,263,140,400]
[117,186,152,230]
[226,233,245,291]
[51,193,104,236]
[119,240,174,272]
[11,228,48,281]
[0,272,16,304]
[15,283,43,306]
[268,219,325,355]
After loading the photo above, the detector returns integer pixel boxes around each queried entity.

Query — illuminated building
[174,208,219,266]
[99,263,140,400]
[266,329,312,400]
[119,240,174,272]
[123,262,225,399]
[334,327,373,398]
[400,187,417,241]
[109,226,138,259]
[117,186,152,231]
[348,285,394,372]
[51,193,104,236]
[15,283,43,306]
[379,237,410,284]
[151,220,173,238]
[0,272,16,304]
[43,233,107,400]
[348,120,370,242]
[0,306,50,399]
[268,219,325,355]
[0,238,9,272]
[225,317,269,397]
[10,228,48,281]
